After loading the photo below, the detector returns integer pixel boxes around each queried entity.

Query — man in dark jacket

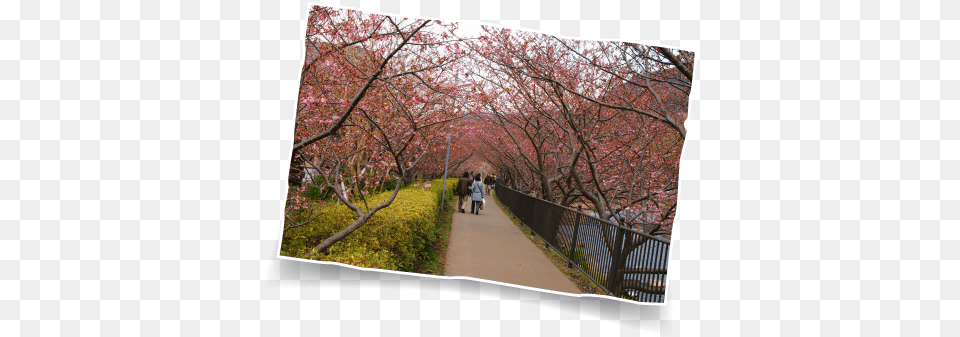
[457,172,472,213]
[483,175,493,194]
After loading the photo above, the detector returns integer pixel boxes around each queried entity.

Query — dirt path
[444,193,581,294]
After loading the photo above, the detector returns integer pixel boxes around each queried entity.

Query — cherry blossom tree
[285,7,470,257]
[459,27,693,295]
[464,27,691,236]
[283,9,693,296]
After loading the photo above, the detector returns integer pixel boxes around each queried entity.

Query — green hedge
[281,178,459,272]
[300,178,403,202]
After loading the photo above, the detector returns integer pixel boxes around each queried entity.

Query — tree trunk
[539,172,554,203]
[288,147,306,188]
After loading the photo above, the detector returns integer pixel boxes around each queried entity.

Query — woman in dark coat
[457,172,472,213]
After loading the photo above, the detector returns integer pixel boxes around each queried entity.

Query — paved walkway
[444,193,581,294]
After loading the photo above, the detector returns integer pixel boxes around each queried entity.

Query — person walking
[489,174,497,194]
[457,171,472,213]
[483,174,493,194]
[469,173,484,215]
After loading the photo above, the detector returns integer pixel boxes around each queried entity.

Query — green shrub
[298,177,409,202]
[302,184,331,200]
[281,178,458,272]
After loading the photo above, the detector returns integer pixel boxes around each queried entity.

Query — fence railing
[495,184,670,303]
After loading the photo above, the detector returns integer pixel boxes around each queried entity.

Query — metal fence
[495,184,670,303]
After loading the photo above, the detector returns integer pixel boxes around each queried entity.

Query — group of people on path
[456,171,497,215]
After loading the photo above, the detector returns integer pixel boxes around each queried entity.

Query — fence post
[607,226,625,295]
[567,205,583,269]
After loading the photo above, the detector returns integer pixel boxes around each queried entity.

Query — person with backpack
[483,174,493,194]
[456,171,472,213]
[469,173,484,214]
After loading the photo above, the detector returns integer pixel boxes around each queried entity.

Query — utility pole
[439,135,451,206]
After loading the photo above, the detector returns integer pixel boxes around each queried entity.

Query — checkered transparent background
[3,0,956,335]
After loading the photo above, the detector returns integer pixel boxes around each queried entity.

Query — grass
[567,249,601,281]
[491,194,607,296]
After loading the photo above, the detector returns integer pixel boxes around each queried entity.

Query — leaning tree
[284,7,472,257]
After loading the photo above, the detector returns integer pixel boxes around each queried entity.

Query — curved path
[444,193,581,294]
